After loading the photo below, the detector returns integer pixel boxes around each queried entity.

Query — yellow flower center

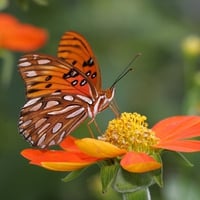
[99,112,159,153]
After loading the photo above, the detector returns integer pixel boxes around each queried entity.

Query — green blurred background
[0,0,200,199]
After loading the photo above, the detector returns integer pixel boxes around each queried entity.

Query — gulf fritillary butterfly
[18,31,119,148]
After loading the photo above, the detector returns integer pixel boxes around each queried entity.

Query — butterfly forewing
[18,54,97,99]
[57,31,101,90]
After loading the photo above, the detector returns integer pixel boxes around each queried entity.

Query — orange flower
[21,136,100,171]
[0,13,47,52]
[21,113,200,173]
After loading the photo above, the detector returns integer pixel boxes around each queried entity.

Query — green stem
[0,49,14,87]
[122,187,151,200]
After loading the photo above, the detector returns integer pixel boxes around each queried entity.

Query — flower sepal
[151,153,163,187]
[112,167,157,194]
[62,168,87,183]
[100,162,120,193]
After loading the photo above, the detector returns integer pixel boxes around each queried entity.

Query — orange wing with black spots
[58,31,101,90]
[18,54,97,99]
[18,31,115,149]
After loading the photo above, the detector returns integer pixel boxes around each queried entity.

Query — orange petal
[75,138,126,158]
[2,24,48,52]
[120,152,162,173]
[0,13,18,26]
[60,135,82,153]
[0,13,47,51]
[155,140,200,152]
[152,116,200,141]
[21,149,99,166]
[41,161,92,171]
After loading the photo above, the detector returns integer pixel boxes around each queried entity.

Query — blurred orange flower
[0,13,47,52]
[21,113,200,173]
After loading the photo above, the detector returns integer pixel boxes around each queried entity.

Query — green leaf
[62,168,87,183]
[113,167,155,193]
[100,164,119,193]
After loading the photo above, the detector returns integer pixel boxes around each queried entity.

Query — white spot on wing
[33,54,39,59]
[19,128,23,133]
[25,71,37,77]
[29,102,43,111]
[23,130,30,138]
[19,120,23,125]
[60,131,66,138]
[48,140,56,146]
[44,101,59,109]
[63,95,74,101]
[76,95,93,105]
[38,123,50,134]
[28,138,34,145]
[19,57,28,61]
[19,61,32,67]
[52,122,62,133]
[37,134,46,146]
[48,105,80,115]
[56,131,66,144]
[24,97,41,108]
[37,59,51,65]
[51,92,61,96]
[66,107,85,118]
[35,118,47,129]
[21,119,32,127]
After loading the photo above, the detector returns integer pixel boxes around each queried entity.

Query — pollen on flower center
[99,112,159,153]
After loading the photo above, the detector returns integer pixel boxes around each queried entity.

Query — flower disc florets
[99,112,159,154]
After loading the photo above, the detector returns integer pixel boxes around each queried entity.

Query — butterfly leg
[109,99,120,118]
[93,119,102,134]
[87,118,102,137]
[87,118,95,137]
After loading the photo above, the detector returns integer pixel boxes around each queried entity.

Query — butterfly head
[98,87,115,112]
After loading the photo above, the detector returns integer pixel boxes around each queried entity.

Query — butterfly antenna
[110,53,142,88]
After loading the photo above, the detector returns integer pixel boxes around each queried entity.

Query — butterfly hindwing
[19,93,88,148]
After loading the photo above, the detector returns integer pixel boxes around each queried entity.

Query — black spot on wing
[91,72,97,79]
[71,80,78,86]
[45,75,52,81]
[82,58,94,67]
[45,83,52,88]
[63,69,79,79]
